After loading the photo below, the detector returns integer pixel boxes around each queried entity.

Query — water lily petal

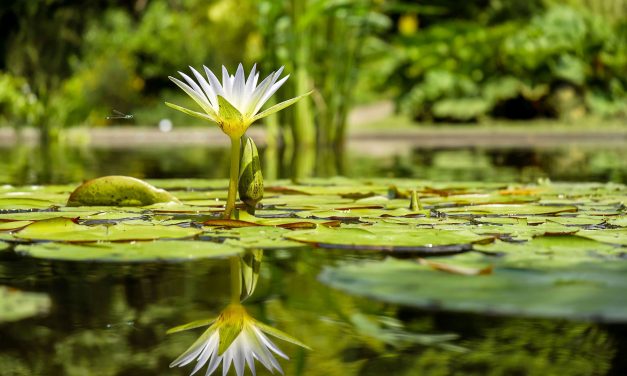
[255,319,311,349]
[168,76,217,117]
[204,65,226,98]
[167,317,217,334]
[252,74,289,115]
[171,329,217,368]
[191,336,217,376]
[253,327,289,360]
[178,72,213,107]
[204,347,222,376]
[232,63,246,110]
[222,349,233,376]
[241,335,257,376]
[222,66,234,97]
[245,74,276,116]
[245,64,258,95]
[190,66,219,109]
[165,102,216,123]
[232,338,245,376]
[252,91,313,123]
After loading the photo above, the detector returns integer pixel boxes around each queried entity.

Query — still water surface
[1,143,626,375]
[2,248,626,375]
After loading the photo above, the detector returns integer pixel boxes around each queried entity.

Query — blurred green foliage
[0,0,259,129]
[0,73,42,128]
[384,0,627,122]
[0,0,625,136]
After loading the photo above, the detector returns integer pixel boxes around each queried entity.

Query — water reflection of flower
[170,251,309,376]
[170,303,308,376]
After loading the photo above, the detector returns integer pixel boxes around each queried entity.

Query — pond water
[2,247,626,375]
[1,143,626,185]
[1,143,626,375]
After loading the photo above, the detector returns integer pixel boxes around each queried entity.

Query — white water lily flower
[167,64,311,138]
[169,304,310,376]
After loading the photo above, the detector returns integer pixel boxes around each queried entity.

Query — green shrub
[385,3,627,122]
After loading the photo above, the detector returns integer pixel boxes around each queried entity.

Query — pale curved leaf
[165,102,217,123]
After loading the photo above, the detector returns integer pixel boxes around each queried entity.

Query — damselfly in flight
[106,110,134,120]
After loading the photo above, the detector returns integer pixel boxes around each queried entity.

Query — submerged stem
[230,256,242,303]
[224,136,242,219]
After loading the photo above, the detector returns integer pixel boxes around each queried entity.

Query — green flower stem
[230,256,242,303]
[224,136,242,219]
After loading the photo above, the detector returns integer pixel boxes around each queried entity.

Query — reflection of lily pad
[16,240,242,262]
[286,226,492,252]
[0,286,51,323]
[319,257,627,321]
[15,218,202,242]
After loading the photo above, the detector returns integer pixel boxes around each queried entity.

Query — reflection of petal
[170,304,308,376]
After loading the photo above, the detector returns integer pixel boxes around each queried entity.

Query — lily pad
[15,240,242,262]
[577,229,627,246]
[67,176,180,206]
[0,286,51,323]
[438,204,578,216]
[285,225,493,252]
[319,257,627,322]
[0,220,33,231]
[15,217,202,242]
[0,197,58,210]
[212,226,304,249]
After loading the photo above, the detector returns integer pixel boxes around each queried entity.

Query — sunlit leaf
[286,225,493,253]
[15,217,202,242]
[67,176,180,207]
[16,240,242,262]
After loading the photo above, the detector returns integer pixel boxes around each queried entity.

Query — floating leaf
[0,286,51,323]
[473,236,624,266]
[0,220,33,231]
[438,204,578,216]
[577,229,627,246]
[16,240,242,262]
[218,226,304,249]
[286,225,493,253]
[0,197,58,210]
[15,217,201,242]
[67,176,180,207]
[320,257,627,321]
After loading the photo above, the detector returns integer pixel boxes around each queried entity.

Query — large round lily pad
[0,286,51,323]
[15,217,201,242]
[16,240,242,262]
[319,257,627,322]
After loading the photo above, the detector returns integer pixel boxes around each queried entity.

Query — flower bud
[238,136,264,212]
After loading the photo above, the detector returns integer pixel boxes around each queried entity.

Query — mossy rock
[67,176,180,207]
